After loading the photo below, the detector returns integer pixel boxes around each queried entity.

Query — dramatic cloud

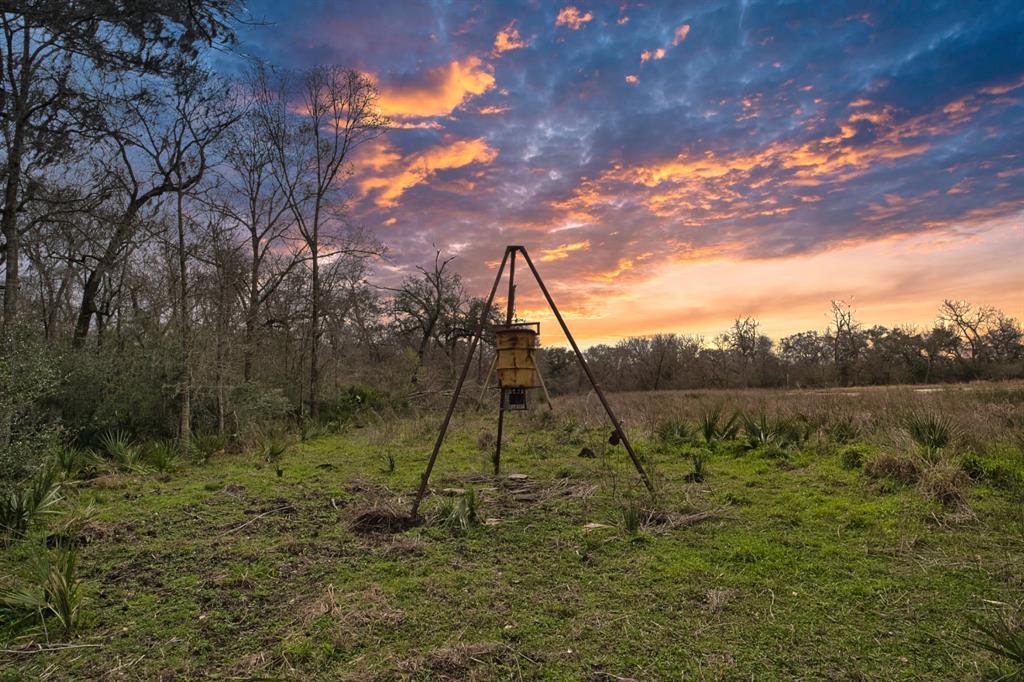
[378,56,494,119]
[555,6,593,30]
[672,24,690,46]
[494,21,528,53]
[233,0,1024,341]
[360,138,499,207]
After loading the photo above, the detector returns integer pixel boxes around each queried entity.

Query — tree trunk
[309,221,320,418]
[176,189,191,446]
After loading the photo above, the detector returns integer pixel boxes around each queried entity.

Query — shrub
[698,407,739,444]
[54,446,100,480]
[655,418,691,447]
[969,603,1024,675]
[145,441,180,473]
[0,543,83,637]
[841,446,867,470]
[379,451,396,474]
[228,382,293,438]
[864,452,921,485]
[685,451,708,483]
[827,414,860,444]
[1,466,62,545]
[961,453,986,481]
[98,430,143,471]
[918,460,970,508]
[904,412,958,461]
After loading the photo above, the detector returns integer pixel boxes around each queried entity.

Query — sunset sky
[230,1,1023,345]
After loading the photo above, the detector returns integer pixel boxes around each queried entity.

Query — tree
[258,64,388,417]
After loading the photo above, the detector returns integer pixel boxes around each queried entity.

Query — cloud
[540,240,591,261]
[378,56,495,119]
[360,138,499,207]
[672,24,690,46]
[625,74,639,84]
[555,6,593,30]
[493,21,527,54]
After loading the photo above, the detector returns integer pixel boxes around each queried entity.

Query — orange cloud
[640,50,651,63]
[478,105,510,115]
[556,6,593,30]
[540,240,591,261]
[378,57,494,119]
[494,21,527,53]
[673,24,691,46]
[625,74,639,84]
[360,138,498,207]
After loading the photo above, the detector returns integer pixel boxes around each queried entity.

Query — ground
[2,384,1023,680]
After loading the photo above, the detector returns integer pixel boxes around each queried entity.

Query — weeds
[261,437,289,477]
[969,602,1024,676]
[685,451,708,483]
[864,452,921,485]
[379,451,396,474]
[840,446,867,470]
[440,489,479,533]
[53,447,98,480]
[619,498,643,536]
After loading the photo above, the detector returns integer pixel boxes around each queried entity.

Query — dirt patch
[350,508,419,534]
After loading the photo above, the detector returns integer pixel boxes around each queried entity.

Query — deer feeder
[495,322,540,410]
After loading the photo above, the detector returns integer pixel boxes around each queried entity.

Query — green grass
[1,388,1023,679]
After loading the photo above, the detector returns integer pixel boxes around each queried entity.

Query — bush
[827,414,860,444]
[1,466,62,545]
[0,543,84,637]
[229,382,293,438]
[655,418,691,447]
[918,460,970,507]
[698,407,739,444]
[864,452,921,485]
[841,446,867,470]
[904,412,958,462]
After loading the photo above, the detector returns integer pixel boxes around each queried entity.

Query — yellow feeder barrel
[495,323,540,388]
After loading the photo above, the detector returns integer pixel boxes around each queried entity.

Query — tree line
[1,2,1021,482]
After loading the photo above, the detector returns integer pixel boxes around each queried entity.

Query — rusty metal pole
[519,247,654,492]
[410,247,512,518]
[493,247,517,475]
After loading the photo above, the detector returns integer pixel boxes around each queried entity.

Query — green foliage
[261,435,289,477]
[969,604,1024,675]
[53,446,99,480]
[655,417,691,447]
[379,451,396,474]
[840,445,867,470]
[145,441,180,473]
[619,498,643,536]
[689,450,708,481]
[98,430,144,471]
[440,489,478,533]
[319,384,389,426]
[904,412,957,462]
[827,414,860,444]
[698,407,739,444]
[0,466,62,545]
[229,382,293,438]
[0,543,83,637]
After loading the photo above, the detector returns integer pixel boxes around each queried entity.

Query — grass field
[2,383,1023,680]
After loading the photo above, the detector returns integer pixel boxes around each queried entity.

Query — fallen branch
[217,506,294,537]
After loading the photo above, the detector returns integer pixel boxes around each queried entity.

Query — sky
[229,0,1024,345]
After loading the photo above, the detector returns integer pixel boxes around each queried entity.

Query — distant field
[2,382,1023,679]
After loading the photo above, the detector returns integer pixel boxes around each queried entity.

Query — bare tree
[258,64,387,417]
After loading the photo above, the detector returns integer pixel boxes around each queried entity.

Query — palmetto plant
[655,418,691,447]
[698,407,740,444]
[0,543,84,637]
[969,603,1024,675]
[1,467,62,546]
[262,437,289,477]
[441,489,479,533]
[98,430,144,471]
[741,412,779,449]
[620,498,643,536]
[904,412,957,462]
[145,441,180,473]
